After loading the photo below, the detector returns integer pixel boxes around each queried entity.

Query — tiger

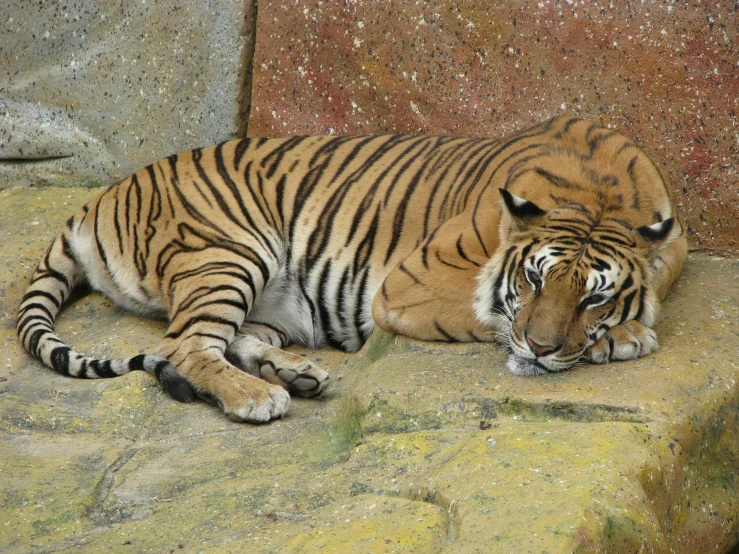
[16,116,687,422]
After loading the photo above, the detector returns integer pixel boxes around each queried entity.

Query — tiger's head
[473,189,675,376]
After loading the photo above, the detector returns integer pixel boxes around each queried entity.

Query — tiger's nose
[526,336,560,357]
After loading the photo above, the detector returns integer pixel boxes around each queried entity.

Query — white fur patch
[70,232,165,316]
[473,253,507,327]
[247,261,317,347]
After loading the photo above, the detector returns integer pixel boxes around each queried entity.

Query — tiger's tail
[16,223,196,403]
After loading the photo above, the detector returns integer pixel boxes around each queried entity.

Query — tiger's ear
[499,189,547,238]
[634,217,674,249]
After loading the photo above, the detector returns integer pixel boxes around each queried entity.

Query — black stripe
[153,360,170,379]
[128,175,147,278]
[162,158,177,217]
[184,332,230,345]
[182,297,248,314]
[16,304,55,325]
[346,136,425,245]
[157,224,271,284]
[535,168,584,190]
[290,164,329,245]
[557,117,581,137]
[435,322,459,342]
[316,260,344,349]
[215,144,257,228]
[435,250,467,270]
[247,162,281,231]
[420,226,440,269]
[146,165,162,220]
[588,129,619,156]
[399,263,423,286]
[434,140,482,220]
[352,204,380,276]
[274,173,287,228]
[633,285,646,322]
[380,141,433,265]
[234,138,250,169]
[113,192,124,254]
[164,315,241,340]
[92,194,110,267]
[303,137,388,269]
[384,141,435,264]
[491,246,518,316]
[26,326,54,355]
[169,263,258,301]
[21,290,60,309]
[446,140,503,215]
[335,265,351,336]
[191,147,248,232]
[456,236,481,267]
[215,144,276,259]
[308,135,356,167]
[619,290,637,324]
[50,346,71,373]
[176,284,249,313]
[245,321,288,344]
[89,359,117,378]
[61,233,76,262]
[129,354,146,371]
[353,269,371,342]
[505,152,551,189]
[262,136,309,179]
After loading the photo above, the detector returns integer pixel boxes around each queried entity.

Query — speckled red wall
[249,1,738,255]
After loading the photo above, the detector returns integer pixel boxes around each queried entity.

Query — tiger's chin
[506,355,550,376]
[505,355,577,377]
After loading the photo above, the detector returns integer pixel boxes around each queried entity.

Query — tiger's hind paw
[226,335,330,398]
[586,320,659,364]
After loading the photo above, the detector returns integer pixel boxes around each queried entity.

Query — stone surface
[0,0,252,189]
[250,0,738,255]
[1,186,738,552]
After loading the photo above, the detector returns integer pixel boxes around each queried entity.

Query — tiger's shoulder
[488,116,677,230]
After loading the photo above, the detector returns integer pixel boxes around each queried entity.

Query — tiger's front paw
[217,372,291,423]
[586,320,659,364]
[259,358,329,398]
[226,335,330,398]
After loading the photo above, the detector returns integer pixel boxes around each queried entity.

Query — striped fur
[17,116,687,421]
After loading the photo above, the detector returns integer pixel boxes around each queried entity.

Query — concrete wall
[0,0,253,188]
[0,0,735,254]
[249,0,738,255]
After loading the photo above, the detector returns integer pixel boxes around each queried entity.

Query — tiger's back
[68,135,509,349]
[17,116,687,422]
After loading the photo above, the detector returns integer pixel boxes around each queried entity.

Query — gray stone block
[0,0,252,189]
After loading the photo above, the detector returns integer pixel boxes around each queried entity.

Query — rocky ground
[1,186,737,553]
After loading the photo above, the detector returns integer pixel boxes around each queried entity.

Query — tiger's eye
[525,269,542,291]
[581,293,608,310]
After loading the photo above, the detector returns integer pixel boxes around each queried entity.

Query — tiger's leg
[651,231,688,302]
[372,212,495,342]
[155,266,290,423]
[225,323,329,398]
[586,233,688,364]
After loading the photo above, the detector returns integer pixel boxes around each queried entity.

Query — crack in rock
[477,397,646,423]
[87,446,140,527]
[404,487,458,546]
